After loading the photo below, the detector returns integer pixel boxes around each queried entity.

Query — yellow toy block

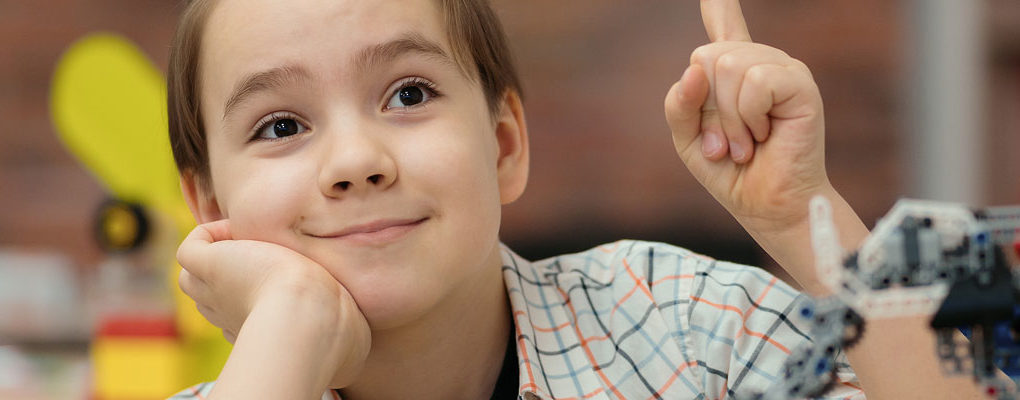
[91,317,186,399]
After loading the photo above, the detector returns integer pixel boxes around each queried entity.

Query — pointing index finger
[701,0,752,42]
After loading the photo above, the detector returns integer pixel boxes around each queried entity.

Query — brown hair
[167,0,522,186]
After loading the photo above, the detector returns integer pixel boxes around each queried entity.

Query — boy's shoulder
[498,239,849,399]
[500,238,795,315]
[503,238,776,294]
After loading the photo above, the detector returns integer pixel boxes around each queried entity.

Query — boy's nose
[333,173,388,192]
[317,130,397,198]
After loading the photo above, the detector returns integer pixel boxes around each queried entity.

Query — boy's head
[167,0,530,332]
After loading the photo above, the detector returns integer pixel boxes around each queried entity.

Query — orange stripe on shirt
[745,277,777,321]
[622,259,655,301]
[189,385,207,400]
[562,294,626,398]
[554,286,612,345]
[513,310,539,393]
[582,386,606,398]
[580,334,611,345]
[647,360,699,400]
[690,296,746,318]
[734,277,778,341]
[692,295,791,354]
[610,280,641,319]
[532,320,573,333]
[598,242,621,253]
[742,327,791,354]
[519,382,540,394]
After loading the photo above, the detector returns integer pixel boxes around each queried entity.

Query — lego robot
[758,197,1020,399]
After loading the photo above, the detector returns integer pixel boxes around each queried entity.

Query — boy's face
[186,0,527,329]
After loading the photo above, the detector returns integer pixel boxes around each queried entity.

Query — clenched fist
[666,0,829,235]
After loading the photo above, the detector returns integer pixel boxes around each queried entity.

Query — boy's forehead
[200,0,451,110]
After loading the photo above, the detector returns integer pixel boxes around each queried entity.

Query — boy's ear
[494,90,530,205]
[180,172,224,224]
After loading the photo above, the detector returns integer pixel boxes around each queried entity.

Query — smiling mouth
[309,217,429,245]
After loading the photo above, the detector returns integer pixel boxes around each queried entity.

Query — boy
[167,0,987,398]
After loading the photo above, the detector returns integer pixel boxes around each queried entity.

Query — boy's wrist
[251,292,348,384]
[208,297,344,399]
[737,184,868,297]
[731,181,836,241]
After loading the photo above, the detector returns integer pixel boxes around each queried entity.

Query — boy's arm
[664,0,985,398]
[207,291,346,400]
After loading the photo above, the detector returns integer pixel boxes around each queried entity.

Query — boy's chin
[342,271,447,331]
[334,244,502,332]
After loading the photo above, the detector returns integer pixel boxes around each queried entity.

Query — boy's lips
[308,217,429,245]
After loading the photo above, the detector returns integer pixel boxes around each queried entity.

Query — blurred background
[0,0,1017,398]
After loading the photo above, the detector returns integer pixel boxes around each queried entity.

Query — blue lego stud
[815,358,829,375]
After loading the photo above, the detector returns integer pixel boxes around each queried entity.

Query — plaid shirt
[170,240,864,400]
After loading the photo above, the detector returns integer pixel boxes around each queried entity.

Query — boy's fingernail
[702,132,722,156]
[730,141,746,162]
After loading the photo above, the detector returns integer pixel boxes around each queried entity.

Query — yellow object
[93,336,186,399]
[50,33,230,391]
[50,33,192,230]
[102,204,138,248]
[98,200,146,251]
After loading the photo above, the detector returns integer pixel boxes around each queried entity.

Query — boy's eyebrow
[353,32,456,76]
[222,65,311,121]
[221,32,456,122]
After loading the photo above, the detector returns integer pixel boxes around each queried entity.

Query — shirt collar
[500,244,552,400]
[499,244,609,400]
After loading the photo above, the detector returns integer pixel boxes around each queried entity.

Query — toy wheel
[95,198,149,253]
[838,308,866,348]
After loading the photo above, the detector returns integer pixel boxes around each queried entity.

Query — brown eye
[273,119,300,136]
[385,78,438,110]
[398,86,425,106]
[255,116,307,140]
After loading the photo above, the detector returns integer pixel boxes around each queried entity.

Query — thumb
[664,64,710,162]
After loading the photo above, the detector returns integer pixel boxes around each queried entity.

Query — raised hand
[176,220,371,389]
[665,0,829,234]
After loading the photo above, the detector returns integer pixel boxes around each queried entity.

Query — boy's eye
[252,114,308,141]
[385,78,439,110]
[397,87,425,106]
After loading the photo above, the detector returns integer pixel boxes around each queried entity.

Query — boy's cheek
[216,171,311,245]
[228,211,295,243]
